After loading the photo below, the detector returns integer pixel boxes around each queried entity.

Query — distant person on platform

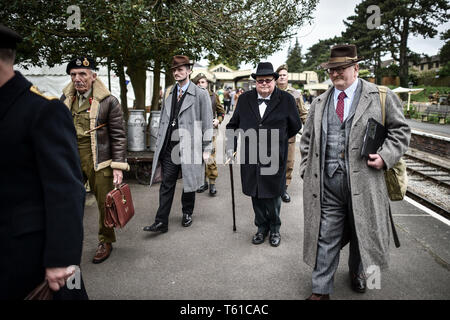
[61,56,129,264]
[226,62,301,247]
[193,73,225,196]
[0,25,87,299]
[275,64,309,203]
[300,44,410,300]
[144,55,213,234]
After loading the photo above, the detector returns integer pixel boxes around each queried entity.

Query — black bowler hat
[0,24,22,49]
[251,62,279,80]
[66,57,97,74]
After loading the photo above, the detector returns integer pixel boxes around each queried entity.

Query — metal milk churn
[149,111,161,152]
[127,109,146,151]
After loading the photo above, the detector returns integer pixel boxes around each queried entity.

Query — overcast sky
[238,0,449,70]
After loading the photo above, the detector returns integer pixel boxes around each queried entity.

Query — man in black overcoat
[0,25,86,299]
[226,62,302,247]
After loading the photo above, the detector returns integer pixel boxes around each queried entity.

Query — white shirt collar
[257,93,271,100]
[334,78,358,100]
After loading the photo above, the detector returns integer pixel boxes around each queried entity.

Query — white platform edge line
[411,129,450,142]
[404,196,450,227]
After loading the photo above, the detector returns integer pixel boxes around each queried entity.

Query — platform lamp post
[406,81,413,118]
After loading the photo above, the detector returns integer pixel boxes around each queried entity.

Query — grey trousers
[251,196,282,234]
[312,168,363,295]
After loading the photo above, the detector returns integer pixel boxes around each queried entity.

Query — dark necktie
[177,87,183,102]
[336,91,346,122]
[257,98,269,105]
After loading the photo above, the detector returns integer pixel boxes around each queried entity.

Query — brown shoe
[92,242,113,264]
[306,293,330,300]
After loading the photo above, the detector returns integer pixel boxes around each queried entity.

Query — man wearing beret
[0,25,87,299]
[193,73,225,196]
[226,62,302,247]
[276,64,309,203]
[144,55,213,233]
[61,56,129,264]
[300,44,410,300]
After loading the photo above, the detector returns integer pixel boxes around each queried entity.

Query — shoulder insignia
[30,85,58,100]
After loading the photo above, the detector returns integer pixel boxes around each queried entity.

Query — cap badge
[76,59,82,66]
[83,58,90,67]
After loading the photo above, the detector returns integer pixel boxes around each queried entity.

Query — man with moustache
[275,64,308,203]
[226,62,302,247]
[144,55,213,233]
[300,44,410,300]
[61,56,129,264]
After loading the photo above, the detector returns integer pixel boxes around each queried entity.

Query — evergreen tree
[286,38,303,72]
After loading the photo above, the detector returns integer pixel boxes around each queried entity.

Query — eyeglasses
[327,65,353,75]
[256,78,274,84]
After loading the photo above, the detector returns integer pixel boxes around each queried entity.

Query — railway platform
[78,115,450,302]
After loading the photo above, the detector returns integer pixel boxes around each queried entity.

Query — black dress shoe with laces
[252,231,268,245]
[197,182,208,193]
[281,189,291,203]
[209,184,217,196]
[182,213,193,227]
[350,272,367,293]
[143,222,168,233]
[269,232,281,247]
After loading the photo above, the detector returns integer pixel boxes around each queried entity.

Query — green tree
[342,0,387,84]
[286,38,303,72]
[439,30,450,77]
[377,0,449,87]
[1,0,319,112]
[303,36,343,81]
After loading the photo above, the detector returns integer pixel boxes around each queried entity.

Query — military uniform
[0,71,86,299]
[62,57,128,263]
[205,91,225,185]
[279,85,308,186]
[70,93,115,243]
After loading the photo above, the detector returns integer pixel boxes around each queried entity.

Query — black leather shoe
[143,222,168,233]
[269,232,281,247]
[281,189,291,203]
[197,182,208,193]
[182,213,193,227]
[252,231,268,245]
[350,272,367,293]
[209,184,217,196]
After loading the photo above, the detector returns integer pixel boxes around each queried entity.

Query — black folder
[361,117,386,157]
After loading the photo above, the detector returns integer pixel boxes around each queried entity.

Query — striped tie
[177,87,183,102]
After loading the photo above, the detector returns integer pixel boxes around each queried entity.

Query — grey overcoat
[150,82,213,192]
[299,79,410,271]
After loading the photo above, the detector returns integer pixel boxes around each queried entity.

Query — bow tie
[257,98,270,105]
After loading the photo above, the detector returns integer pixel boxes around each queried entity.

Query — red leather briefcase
[104,183,135,228]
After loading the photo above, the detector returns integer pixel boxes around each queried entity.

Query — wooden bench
[421,105,448,124]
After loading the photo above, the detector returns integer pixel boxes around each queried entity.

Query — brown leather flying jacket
[61,78,129,171]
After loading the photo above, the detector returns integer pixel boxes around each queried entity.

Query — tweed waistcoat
[324,79,363,178]
[325,97,347,177]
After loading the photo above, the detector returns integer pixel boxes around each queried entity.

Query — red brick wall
[409,133,450,158]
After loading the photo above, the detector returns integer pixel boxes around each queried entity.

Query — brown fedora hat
[320,44,364,70]
[171,55,194,70]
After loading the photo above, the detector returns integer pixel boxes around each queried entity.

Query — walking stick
[225,152,237,231]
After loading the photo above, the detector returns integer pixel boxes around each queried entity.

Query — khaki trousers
[286,136,296,186]
[205,135,218,183]
[79,146,116,243]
